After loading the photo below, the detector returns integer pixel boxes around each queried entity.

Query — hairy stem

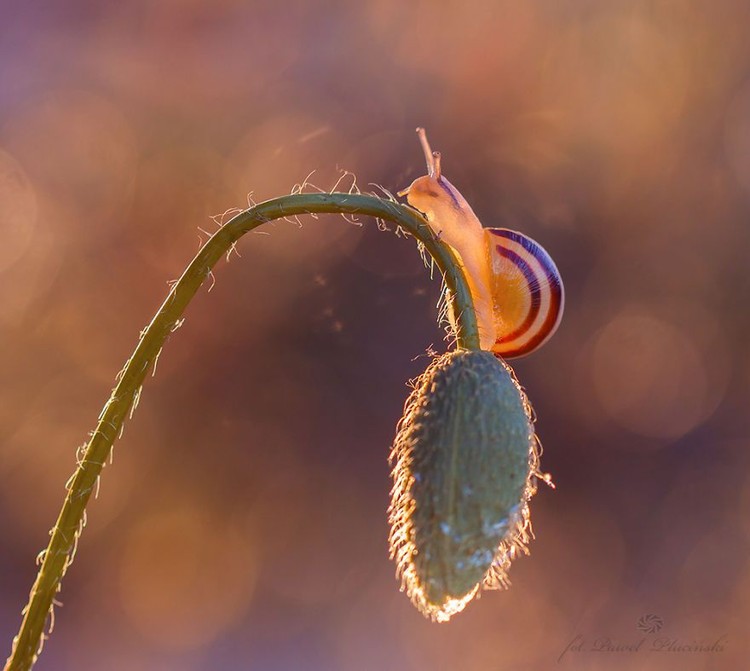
[3,192,480,671]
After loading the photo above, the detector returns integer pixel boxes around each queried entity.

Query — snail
[400,128,564,358]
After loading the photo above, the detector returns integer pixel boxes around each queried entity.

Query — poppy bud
[388,350,543,621]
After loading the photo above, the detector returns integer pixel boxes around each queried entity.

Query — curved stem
[4,192,480,671]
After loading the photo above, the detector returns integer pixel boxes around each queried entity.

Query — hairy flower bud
[388,350,544,622]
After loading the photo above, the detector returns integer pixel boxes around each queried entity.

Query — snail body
[401,129,564,358]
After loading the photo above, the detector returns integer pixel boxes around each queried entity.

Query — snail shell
[401,128,564,358]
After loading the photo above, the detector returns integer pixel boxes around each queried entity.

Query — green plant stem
[3,192,480,671]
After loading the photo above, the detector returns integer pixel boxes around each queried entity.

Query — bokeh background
[1,1,749,669]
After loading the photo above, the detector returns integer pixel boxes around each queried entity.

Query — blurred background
[1,1,749,669]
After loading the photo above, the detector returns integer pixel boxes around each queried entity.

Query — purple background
[1,1,748,669]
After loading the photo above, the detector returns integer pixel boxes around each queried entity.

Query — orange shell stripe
[487,228,564,358]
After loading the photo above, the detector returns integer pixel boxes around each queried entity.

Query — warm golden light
[388,351,544,621]
[118,504,258,650]
[1,1,748,668]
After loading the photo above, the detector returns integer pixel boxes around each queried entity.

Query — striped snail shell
[400,128,564,358]
[485,227,563,358]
